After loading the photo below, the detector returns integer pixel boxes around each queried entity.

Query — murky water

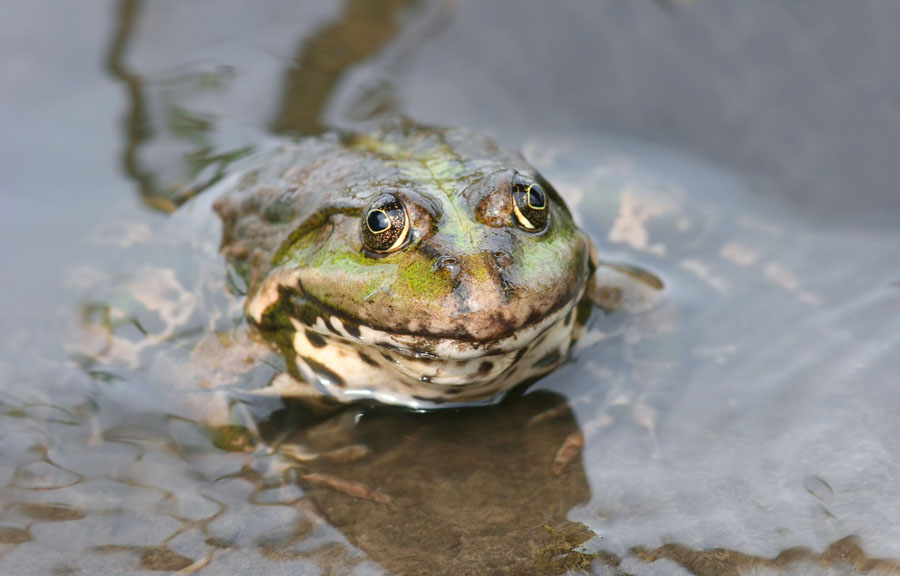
[2,1,900,574]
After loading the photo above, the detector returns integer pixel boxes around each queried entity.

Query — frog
[212,121,595,409]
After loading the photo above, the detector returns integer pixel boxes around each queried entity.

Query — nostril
[434,256,460,277]
[493,250,513,268]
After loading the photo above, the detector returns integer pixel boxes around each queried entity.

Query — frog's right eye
[361,194,410,253]
[511,174,549,232]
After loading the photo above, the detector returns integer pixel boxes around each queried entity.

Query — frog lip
[290,290,581,361]
[274,297,579,409]
[313,261,589,343]
[247,266,586,352]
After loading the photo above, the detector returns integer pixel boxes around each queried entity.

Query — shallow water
[2,1,900,574]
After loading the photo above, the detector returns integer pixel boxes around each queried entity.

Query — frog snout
[433,250,512,278]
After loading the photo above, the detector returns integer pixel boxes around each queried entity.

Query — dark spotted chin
[277,295,583,409]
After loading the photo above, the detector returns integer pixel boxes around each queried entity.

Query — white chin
[257,294,583,409]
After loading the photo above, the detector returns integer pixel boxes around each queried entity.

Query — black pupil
[368,210,390,232]
[529,186,546,208]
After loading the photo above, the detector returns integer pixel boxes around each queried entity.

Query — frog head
[233,124,591,407]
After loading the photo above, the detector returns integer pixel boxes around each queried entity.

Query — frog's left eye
[361,194,410,253]
[512,174,549,232]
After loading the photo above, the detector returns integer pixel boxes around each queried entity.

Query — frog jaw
[250,287,583,408]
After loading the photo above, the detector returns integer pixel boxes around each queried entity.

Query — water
[2,1,900,574]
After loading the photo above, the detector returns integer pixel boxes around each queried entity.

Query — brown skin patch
[474,173,516,228]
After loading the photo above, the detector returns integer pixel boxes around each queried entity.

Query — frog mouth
[247,252,590,343]
[297,284,579,353]
[290,293,579,379]
[247,269,584,405]
[277,296,580,408]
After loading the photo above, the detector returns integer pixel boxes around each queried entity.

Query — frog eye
[511,174,549,232]
[361,194,410,253]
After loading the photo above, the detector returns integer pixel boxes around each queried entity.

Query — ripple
[12,502,87,522]
[10,461,82,491]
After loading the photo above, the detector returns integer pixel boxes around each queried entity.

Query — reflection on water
[269,0,448,135]
[106,0,256,213]
[106,0,450,213]
[2,0,900,574]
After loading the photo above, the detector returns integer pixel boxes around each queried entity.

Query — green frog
[212,122,594,409]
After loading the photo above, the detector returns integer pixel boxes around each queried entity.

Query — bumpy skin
[214,123,592,407]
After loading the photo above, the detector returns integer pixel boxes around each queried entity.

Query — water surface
[1,1,899,574]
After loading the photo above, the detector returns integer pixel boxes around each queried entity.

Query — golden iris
[361,194,410,253]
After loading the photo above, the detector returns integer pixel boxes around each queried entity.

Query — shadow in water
[255,391,598,574]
